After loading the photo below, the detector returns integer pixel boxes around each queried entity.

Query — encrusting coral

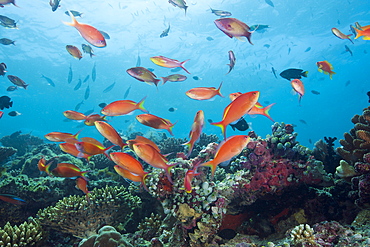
[78,226,133,247]
[0,217,45,247]
[37,185,141,239]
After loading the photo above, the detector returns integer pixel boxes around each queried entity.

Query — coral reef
[37,185,141,239]
[0,146,17,164]
[0,131,44,156]
[0,217,45,247]
[78,226,133,247]
[313,137,341,174]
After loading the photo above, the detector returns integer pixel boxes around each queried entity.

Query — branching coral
[0,217,45,247]
[37,185,141,239]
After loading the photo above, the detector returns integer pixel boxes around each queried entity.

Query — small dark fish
[304,47,311,52]
[0,62,7,76]
[192,76,201,80]
[84,84,90,100]
[344,45,353,56]
[207,119,213,123]
[311,90,320,95]
[337,20,340,25]
[230,117,249,131]
[171,67,182,72]
[209,7,232,17]
[271,67,277,79]
[309,139,312,144]
[299,119,307,124]
[103,81,115,93]
[7,75,28,89]
[98,103,107,108]
[0,38,15,45]
[0,95,13,110]
[74,78,82,91]
[83,75,90,83]
[226,50,236,74]
[249,25,269,33]
[68,65,73,84]
[364,50,368,54]
[0,194,26,205]
[168,107,177,112]
[41,74,55,87]
[0,15,17,29]
[345,80,350,86]
[49,0,61,12]
[82,44,95,58]
[124,85,131,99]
[349,25,357,36]
[288,47,291,55]
[91,63,96,82]
[264,44,270,48]
[206,36,214,41]
[264,101,270,105]
[318,77,325,81]
[6,86,17,91]
[136,54,141,67]
[265,0,274,7]
[99,30,110,40]
[64,10,83,17]
[8,110,21,117]
[160,24,170,38]
[75,100,84,111]
[279,68,308,81]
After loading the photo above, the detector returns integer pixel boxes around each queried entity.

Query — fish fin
[167,122,177,136]
[353,27,362,39]
[363,36,370,40]
[182,141,194,157]
[180,59,191,74]
[199,160,217,180]
[141,173,150,192]
[235,36,247,42]
[161,77,168,85]
[210,121,227,140]
[137,96,148,113]
[164,163,176,184]
[217,81,224,97]
[302,71,308,77]
[63,11,78,27]
[262,103,276,122]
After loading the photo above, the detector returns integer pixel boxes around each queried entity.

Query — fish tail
[302,71,308,77]
[210,121,227,140]
[329,71,336,80]
[262,103,276,122]
[164,164,176,184]
[199,160,217,180]
[63,10,78,27]
[141,172,150,192]
[137,96,148,113]
[167,122,176,136]
[217,81,224,97]
[73,129,83,140]
[161,77,168,85]
[45,162,53,177]
[103,145,115,159]
[184,6,188,16]
[180,59,191,74]
[182,141,194,157]
[80,170,91,177]
[154,78,161,87]
[354,27,362,39]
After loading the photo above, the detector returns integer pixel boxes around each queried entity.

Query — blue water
[0,0,369,148]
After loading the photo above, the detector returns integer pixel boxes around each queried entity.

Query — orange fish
[184,169,200,193]
[211,91,260,139]
[94,121,127,149]
[45,130,80,143]
[110,152,147,176]
[51,163,89,178]
[75,141,113,158]
[101,97,148,116]
[214,18,253,44]
[84,114,107,126]
[150,56,190,74]
[136,113,176,136]
[316,60,335,79]
[37,156,53,176]
[199,135,250,179]
[63,10,106,47]
[290,79,305,103]
[331,28,353,44]
[113,165,149,191]
[132,143,176,183]
[185,82,223,100]
[182,110,204,157]
[63,110,86,120]
[76,177,91,202]
[59,143,92,161]
[80,137,104,147]
[354,25,370,40]
[127,135,161,153]
[66,45,83,60]
[0,194,26,205]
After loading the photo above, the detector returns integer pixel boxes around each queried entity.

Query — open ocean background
[0,0,369,147]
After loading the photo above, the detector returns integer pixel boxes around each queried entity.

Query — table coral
[0,217,45,247]
[78,226,133,247]
[37,185,141,239]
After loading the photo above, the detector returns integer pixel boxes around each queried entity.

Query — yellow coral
[335,160,357,179]
[0,218,44,246]
[290,223,315,245]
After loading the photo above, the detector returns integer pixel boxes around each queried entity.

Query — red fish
[75,141,113,158]
[316,60,335,79]
[45,130,80,143]
[214,18,253,44]
[101,97,148,116]
[136,113,176,136]
[84,114,107,126]
[113,165,149,191]
[94,121,127,149]
[63,11,106,47]
[185,82,223,100]
[37,156,53,176]
[66,45,83,60]
[150,56,190,74]
[76,177,91,202]
[182,110,204,157]
[0,194,26,205]
[211,91,260,139]
[184,169,200,193]
[290,79,305,103]
[63,110,86,120]
[199,135,250,179]
[51,163,89,178]
[59,142,92,161]
[127,135,161,153]
[354,25,370,40]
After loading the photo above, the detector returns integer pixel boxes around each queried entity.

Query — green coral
[37,185,141,239]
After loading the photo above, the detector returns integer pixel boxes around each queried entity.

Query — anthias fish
[101,97,148,116]
[150,56,191,74]
[214,18,253,44]
[94,121,127,149]
[66,45,82,60]
[136,113,176,136]
[182,110,204,157]
[316,60,335,79]
[185,82,223,100]
[161,74,187,85]
[291,79,305,103]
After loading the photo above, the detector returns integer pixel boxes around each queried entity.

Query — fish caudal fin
[199,160,217,180]
[262,103,276,122]
[141,173,150,192]
[302,71,309,77]
[63,10,78,27]
[354,27,363,39]
[167,122,176,136]
[161,77,169,85]
[182,141,194,157]
[137,96,148,113]
[164,163,176,184]
[211,121,227,140]
[180,59,191,74]
[217,81,224,97]
[329,71,336,80]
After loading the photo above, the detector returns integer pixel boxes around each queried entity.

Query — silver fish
[226,50,235,74]
[168,0,188,15]
[68,65,73,84]
[209,7,231,17]
[41,74,55,87]
[92,63,96,82]
[160,24,170,38]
